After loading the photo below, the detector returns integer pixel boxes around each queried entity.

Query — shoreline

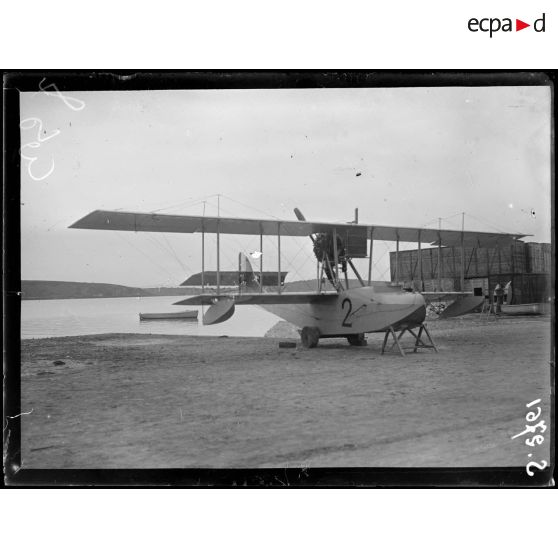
[20,313,551,340]
[20,316,552,469]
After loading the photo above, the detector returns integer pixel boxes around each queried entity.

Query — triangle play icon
[516,19,530,31]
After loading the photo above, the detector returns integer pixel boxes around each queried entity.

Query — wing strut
[216,219,221,295]
[201,222,205,293]
[437,223,442,291]
[277,222,281,294]
[460,213,465,291]
[368,227,374,286]
[395,231,400,285]
[259,232,263,293]
[418,230,423,291]
[332,227,340,288]
[347,258,365,287]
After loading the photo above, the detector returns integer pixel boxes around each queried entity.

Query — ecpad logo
[468,13,546,37]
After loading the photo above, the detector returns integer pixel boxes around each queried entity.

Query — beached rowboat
[139,310,198,320]
[500,303,549,316]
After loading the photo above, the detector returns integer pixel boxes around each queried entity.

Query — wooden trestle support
[381,324,438,357]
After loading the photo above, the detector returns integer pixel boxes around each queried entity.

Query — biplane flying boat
[70,208,527,354]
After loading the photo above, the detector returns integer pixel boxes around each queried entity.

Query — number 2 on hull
[342,298,352,328]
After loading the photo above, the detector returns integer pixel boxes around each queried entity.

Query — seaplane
[70,207,526,355]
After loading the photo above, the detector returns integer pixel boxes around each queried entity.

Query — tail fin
[239,252,258,291]
[240,252,253,275]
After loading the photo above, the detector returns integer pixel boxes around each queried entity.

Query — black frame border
[3,70,555,487]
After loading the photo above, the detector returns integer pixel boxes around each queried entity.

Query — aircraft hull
[261,286,426,336]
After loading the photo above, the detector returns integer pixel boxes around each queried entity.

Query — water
[21,296,281,339]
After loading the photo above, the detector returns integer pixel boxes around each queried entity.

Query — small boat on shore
[500,303,549,316]
[139,310,198,321]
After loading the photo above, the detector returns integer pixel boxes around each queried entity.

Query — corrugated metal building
[389,241,551,304]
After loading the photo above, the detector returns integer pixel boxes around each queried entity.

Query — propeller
[294,207,315,242]
[294,208,338,284]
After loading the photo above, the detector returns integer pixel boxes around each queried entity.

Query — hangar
[390,241,551,304]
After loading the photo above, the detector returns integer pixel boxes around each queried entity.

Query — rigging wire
[150,194,220,214]
[112,231,177,284]
[147,193,433,287]
[206,199,315,289]
[154,193,352,287]
[461,212,508,234]
[418,211,509,234]
[203,200,255,262]
[142,232,194,282]
[373,242,392,281]
[419,211,465,230]
[161,234,190,275]
[200,214,240,272]
[219,194,319,285]
[228,195,331,286]
[219,193,282,221]
[264,235,317,291]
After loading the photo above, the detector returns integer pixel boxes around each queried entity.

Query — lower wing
[174,292,339,306]
[174,291,339,325]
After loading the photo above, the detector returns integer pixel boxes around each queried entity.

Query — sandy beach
[20,315,552,469]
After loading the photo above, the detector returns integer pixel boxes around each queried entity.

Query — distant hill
[22,277,396,300]
[142,286,205,296]
[22,280,151,300]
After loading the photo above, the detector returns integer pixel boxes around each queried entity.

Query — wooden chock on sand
[381,324,438,357]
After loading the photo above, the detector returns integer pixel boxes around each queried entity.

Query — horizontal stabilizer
[181,271,287,287]
[438,296,484,319]
[422,291,474,303]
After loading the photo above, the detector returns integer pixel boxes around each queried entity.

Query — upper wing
[70,210,528,248]
[370,225,527,248]
[174,292,339,306]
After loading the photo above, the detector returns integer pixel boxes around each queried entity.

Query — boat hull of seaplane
[260,287,426,337]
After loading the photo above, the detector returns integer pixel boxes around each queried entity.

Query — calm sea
[21,296,281,339]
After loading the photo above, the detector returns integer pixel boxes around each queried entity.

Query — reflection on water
[21,296,281,339]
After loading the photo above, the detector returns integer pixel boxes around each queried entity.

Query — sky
[20,85,552,287]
